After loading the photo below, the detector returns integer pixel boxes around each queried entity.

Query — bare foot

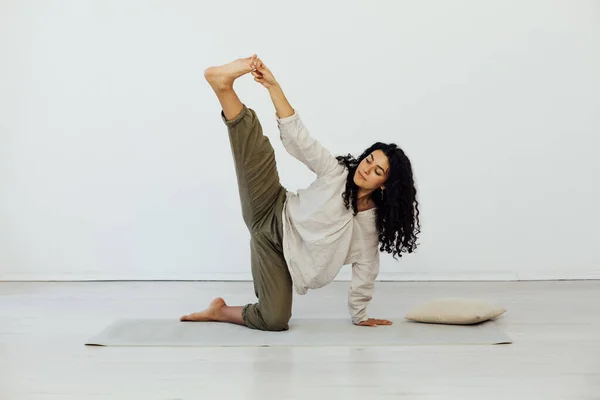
[204,55,257,92]
[180,297,226,322]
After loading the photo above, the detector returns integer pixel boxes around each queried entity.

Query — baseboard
[2,270,599,281]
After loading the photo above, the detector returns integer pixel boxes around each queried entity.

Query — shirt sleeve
[348,251,380,324]
[277,111,339,178]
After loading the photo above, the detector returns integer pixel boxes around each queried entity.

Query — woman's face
[353,150,390,191]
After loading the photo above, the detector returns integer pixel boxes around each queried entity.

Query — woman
[180,55,420,330]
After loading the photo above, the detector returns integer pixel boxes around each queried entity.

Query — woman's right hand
[251,57,278,89]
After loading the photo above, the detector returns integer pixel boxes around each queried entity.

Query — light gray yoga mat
[85,318,512,347]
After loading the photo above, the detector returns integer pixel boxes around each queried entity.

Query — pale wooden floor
[0,280,599,400]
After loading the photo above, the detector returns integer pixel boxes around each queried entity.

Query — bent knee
[263,313,291,331]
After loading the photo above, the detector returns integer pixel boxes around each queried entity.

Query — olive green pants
[222,105,293,331]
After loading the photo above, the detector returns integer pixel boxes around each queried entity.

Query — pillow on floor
[405,297,507,325]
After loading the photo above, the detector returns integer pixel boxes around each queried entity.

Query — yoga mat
[85,318,512,347]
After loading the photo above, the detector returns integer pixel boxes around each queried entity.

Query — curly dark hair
[336,142,421,260]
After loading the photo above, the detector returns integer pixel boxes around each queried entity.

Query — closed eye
[366,154,383,176]
[370,154,386,176]
[367,157,382,176]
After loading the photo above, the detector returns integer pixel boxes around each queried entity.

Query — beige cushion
[405,297,507,325]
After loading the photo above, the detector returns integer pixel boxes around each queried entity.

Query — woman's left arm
[348,252,393,327]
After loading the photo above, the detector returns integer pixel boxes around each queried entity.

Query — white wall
[1,0,599,281]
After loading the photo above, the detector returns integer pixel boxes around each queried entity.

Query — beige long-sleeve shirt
[277,111,380,324]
